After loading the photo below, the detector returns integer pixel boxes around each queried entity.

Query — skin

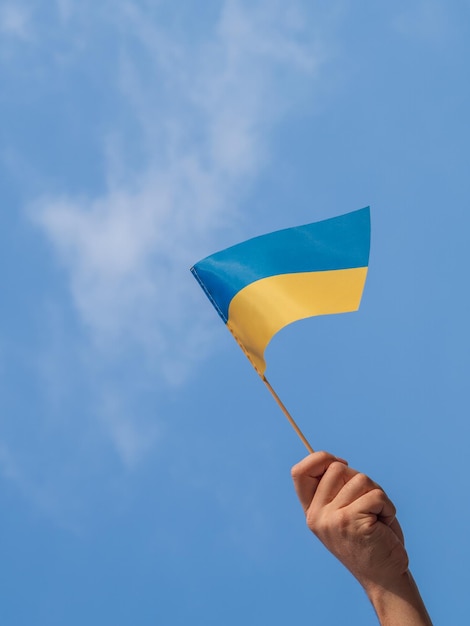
[291,452,433,626]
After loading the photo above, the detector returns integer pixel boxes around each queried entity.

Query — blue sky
[1,1,469,623]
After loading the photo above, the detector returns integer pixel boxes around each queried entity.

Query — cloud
[0,441,76,528]
[0,0,333,525]
[34,0,321,388]
[0,3,31,40]
[0,0,328,479]
[98,389,160,468]
[55,0,74,23]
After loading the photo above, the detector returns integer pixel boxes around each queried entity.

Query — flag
[191,207,370,376]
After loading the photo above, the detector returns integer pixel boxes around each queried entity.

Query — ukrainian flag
[191,207,370,376]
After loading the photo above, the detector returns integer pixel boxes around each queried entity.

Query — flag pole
[226,324,314,453]
[262,376,314,454]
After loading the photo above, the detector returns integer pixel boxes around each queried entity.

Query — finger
[331,471,381,509]
[291,451,343,513]
[312,461,359,508]
[347,488,397,526]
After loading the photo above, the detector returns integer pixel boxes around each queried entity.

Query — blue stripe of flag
[190,207,370,322]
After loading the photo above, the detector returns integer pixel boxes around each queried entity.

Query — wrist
[364,571,433,626]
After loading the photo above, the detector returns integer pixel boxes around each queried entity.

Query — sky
[0,0,469,624]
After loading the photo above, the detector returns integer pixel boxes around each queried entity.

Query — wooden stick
[262,376,314,454]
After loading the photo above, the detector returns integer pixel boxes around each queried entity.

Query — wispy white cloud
[0,1,333,523]
[98,389,160,468]
[34,0,321,387]
[55,0,74,23]
[0,441,79,529]
[9,0,327,472]
[0,3,31,40]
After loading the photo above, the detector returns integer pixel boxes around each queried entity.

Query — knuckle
[354,472,374,488]
[305,509,317,532]
[384,493,393,509]
[326,460,347,475]
[290,464,301,481]
[306,507,346,537]
[306,508,323,533]
[291,450,337,482]
[334,508,350,529]
[371,486,387,501]
[316,450,336,465]
[370,487,396,513]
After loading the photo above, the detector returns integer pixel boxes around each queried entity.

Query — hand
[291,451,407,590]
[291,452,433,625]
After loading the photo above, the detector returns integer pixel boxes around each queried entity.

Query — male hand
[291,451,408,590]
[291,452,433,625]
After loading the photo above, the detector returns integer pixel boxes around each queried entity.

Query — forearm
[365,571,433,626]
